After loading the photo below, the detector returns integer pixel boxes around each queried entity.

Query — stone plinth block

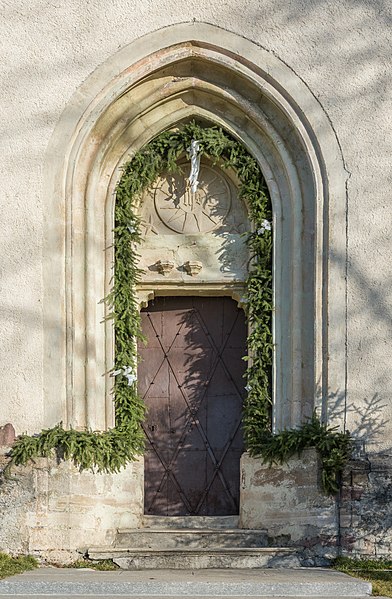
[0,456,144,561]
[239,449,338,548]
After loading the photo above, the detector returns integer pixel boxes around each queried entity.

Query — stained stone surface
[0,453,144,563]
[0,423,15,446]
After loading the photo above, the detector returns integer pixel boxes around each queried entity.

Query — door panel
[139,296,246,516]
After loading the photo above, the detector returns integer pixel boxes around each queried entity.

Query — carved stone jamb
[184,261,203,276]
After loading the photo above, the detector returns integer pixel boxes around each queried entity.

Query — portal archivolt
[43,23,346,437]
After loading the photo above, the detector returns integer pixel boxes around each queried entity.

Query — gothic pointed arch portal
[43,23,347,462]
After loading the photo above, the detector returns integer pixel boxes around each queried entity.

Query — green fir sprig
[113,121,274,448]
[249,413,352,494]
[6,424,144,473]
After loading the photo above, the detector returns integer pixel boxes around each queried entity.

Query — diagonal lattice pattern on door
[139,297,246,516]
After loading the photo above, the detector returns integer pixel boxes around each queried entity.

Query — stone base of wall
[240,449,392,562]
[340,452,392,558]
[1,447,391,563]
[0,450,143,563]
[239,449,339,565]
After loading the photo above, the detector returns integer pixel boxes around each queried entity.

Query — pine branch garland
[4,122,350,493]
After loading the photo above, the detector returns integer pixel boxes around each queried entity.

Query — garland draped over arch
[110,121,273,452]
[6,122,350,494]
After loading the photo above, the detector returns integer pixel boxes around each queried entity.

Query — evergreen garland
[111,121,274,448]
[3,122,350,493]
[249,413,352,495]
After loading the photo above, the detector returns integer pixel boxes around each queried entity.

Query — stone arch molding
[43,22,347,436]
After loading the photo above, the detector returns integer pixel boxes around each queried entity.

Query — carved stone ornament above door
[138,160,249,283]
[154,165,231,234]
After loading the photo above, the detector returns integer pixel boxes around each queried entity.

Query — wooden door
[139,296,246,516]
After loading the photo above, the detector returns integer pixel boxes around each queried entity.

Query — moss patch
[65,559,119,571]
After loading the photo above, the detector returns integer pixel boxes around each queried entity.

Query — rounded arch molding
[43,22,347,434]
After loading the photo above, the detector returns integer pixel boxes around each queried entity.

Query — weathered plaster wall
[0,449,143,562]
[2,446,390,560]
[240,450,338,562]
[240,451,392,561]
[1,0,391,450]
[340,452,392,557]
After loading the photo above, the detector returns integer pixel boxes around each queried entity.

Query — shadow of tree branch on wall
[347,394,388,445]
[321,388,391,554]
[316,384,388,456]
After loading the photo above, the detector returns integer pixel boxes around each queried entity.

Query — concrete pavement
[0,566,379,598]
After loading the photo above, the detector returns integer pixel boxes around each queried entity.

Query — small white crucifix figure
[187,139,201,194]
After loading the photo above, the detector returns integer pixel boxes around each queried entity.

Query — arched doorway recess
[134,141,254,517]
[43,23,347,444]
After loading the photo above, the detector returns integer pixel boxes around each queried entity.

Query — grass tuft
[65,558,119,571]
[333,557,392,597]
[0,552,38,580]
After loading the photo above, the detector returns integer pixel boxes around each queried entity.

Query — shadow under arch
[42,22,347,436]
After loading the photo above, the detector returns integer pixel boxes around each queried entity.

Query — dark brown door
[139,296,246,516]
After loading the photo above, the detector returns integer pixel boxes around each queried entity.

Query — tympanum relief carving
[154,166,231,234]
[138,161,249,283]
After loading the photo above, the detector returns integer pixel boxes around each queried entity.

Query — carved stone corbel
[156,260,175,276]
[184,261,203,276]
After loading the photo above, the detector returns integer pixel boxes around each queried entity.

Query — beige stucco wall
[1,1,391,453]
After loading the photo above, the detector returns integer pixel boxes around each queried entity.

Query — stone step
[87,547,302,569]
[141,515,239,529]
[115,528,269,549]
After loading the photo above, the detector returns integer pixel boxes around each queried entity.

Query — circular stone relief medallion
[154,166,231,234]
